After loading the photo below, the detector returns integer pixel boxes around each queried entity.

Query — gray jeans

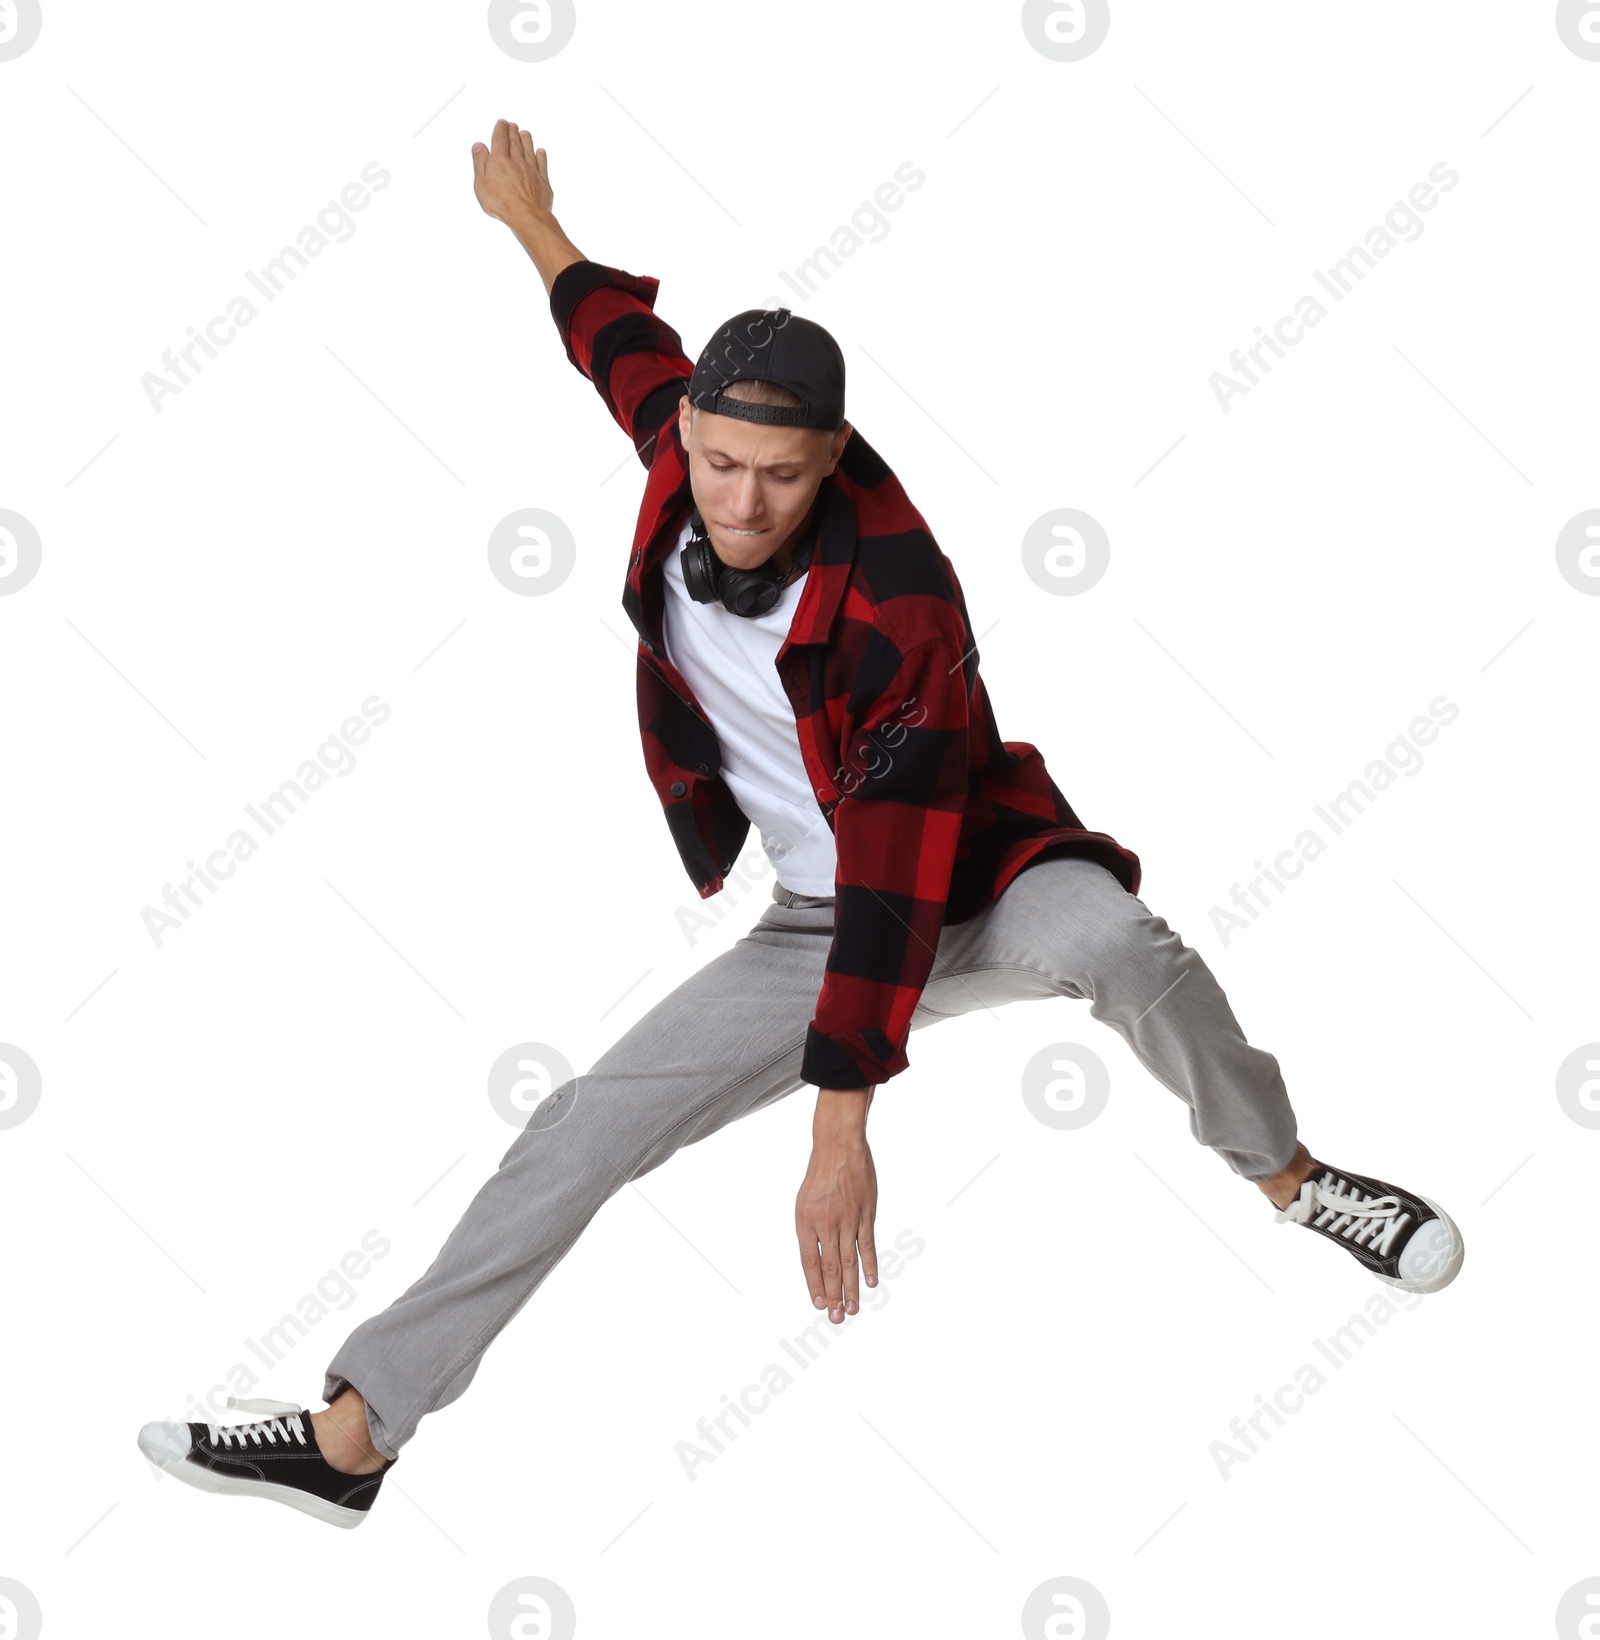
[324,856,1296,1458]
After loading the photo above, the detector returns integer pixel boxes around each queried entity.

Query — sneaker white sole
[1374,1194,1464,1295]
[138,1427,372,1529]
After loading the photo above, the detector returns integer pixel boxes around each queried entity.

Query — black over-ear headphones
[679,507,815,619]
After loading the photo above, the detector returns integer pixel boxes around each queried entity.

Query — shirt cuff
[801,1023,908,1090]
[548,259,659,332]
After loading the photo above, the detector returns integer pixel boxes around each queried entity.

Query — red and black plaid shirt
[550,260,1141,1090]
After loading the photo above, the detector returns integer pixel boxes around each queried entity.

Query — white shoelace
[1275,1170,1412,1256]
[205,1395,308,1451]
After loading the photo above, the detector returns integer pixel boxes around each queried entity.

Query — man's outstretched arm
[471,120,694,467]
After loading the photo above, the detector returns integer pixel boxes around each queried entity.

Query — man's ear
[677,393,693,444]
[824,420,853,473]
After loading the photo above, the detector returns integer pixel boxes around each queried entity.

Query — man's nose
[728,480,765,522]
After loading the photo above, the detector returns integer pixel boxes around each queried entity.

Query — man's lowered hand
[795,1087,878,1325]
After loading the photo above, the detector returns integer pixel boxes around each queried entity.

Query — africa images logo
[139,163,393,414]
[0,0,43,60]
[140,696,392,946]
[0,509,42,596]
[1556,0,1600,59]
[1208,163,1460,414]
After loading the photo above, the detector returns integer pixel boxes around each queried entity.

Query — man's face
[677,396,852,570]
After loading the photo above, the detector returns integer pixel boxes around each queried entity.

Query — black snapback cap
[686,307,846,432]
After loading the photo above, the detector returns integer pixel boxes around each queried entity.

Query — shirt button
[670,780,687,797]
[696,762,709,774]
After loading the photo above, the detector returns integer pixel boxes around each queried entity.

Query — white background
[2,2,1596,1636]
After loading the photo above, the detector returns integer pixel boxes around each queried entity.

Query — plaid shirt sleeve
[800,628,971,1091]
[548,260,692,467]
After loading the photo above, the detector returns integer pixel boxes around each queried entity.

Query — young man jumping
[137,120,1464,1529]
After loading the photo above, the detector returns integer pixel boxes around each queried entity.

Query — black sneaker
[1274,1160,1464,1293]
[138,1396,392,1528]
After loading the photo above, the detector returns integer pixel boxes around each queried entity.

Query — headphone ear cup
[680,522,785,617]
[721,570,780,618]
[681,534,718,603]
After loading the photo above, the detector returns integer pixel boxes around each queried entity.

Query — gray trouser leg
[325,860,1297,1457]
[323,892,838,1459]
[912,855,1299,1183]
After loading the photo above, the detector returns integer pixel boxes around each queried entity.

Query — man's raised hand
[471,118,555,229]
[470,119,586,295]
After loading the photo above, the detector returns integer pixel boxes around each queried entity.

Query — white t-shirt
[660,516,838,895]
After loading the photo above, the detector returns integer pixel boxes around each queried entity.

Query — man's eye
[708,462,797,480]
